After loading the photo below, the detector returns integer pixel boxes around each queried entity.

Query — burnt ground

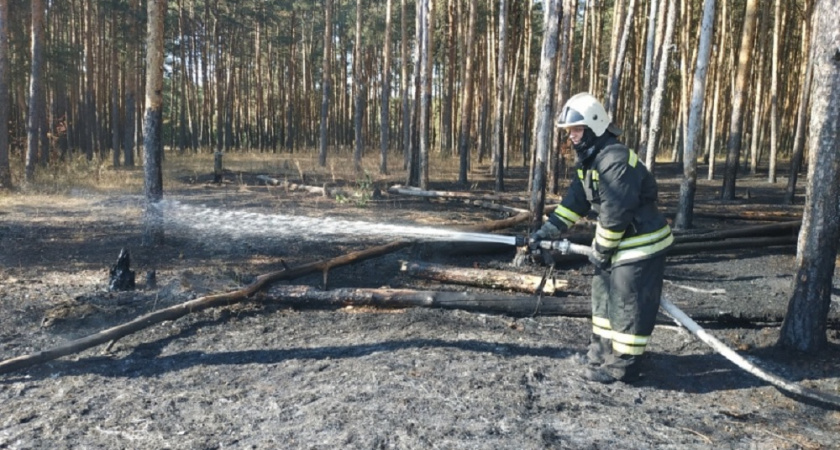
[1,158,839,449]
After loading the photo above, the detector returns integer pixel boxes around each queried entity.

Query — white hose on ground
[659,296,840,408]
[555,239,840,408]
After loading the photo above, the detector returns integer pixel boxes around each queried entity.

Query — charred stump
[108,248,136,291]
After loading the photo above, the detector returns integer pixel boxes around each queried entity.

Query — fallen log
[0,240,413,375]
[669,235,797,254]
[401,261,568,295]
[265,285,740,321]
[457,199,528,215]
[689,211,802,222]
[672,220,800,242]
[388,184,534,203]
[256,175,350,198]
[0,213,530,375]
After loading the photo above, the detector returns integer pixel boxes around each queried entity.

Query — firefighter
[531,92,673,383]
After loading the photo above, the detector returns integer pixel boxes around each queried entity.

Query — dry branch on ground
[0,213,530,375]
[256,174,350,198]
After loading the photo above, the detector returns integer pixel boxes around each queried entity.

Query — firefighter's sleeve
[593,154,641,254]
[548,176,591,232]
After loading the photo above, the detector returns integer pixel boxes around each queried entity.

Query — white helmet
[556,92,611,137]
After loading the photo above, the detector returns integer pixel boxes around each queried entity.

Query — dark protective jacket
[548,135,673,266]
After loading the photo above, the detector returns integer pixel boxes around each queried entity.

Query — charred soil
[1,160,839,449]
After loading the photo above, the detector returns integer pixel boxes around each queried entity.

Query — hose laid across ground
[552,239,840,409]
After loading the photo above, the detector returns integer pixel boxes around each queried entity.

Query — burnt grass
[1,160,839,449]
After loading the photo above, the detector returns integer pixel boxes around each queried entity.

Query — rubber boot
[583,353,642,384]
[574,334,610,367]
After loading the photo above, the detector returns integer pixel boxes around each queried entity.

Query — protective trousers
[588,254,666,380]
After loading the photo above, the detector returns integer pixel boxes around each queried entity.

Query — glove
[588,242,615,271]
[530,221,563,242]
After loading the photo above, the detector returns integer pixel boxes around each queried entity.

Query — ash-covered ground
[1,167,839,449]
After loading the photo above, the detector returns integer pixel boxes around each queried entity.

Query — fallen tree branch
[0,240,412,375]
[401,261,569,294]
[0,213,529,375]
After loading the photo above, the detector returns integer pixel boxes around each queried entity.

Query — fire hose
[518,237,840,408]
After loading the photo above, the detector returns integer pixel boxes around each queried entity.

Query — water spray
[157,200,535,247]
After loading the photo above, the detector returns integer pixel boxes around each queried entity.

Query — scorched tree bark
[778,0,840,352]
[674,0,715,230]
[528,0,561,232]
[0,0,11,189]
[319,0,332,167]
[143,0,167,246]
[25,0,46,183]
[720,0,759,200]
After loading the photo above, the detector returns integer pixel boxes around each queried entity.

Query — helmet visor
[557,106,585,128]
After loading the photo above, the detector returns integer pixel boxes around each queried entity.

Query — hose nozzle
[537,239,571,253]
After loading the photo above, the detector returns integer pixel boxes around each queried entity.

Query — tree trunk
[778,0,840,352]
[457,0,477,185]
[748,6,769,175]
[767,0,782,183]
[319,0,333,167]
[528,0,561,233]
[407,0,423,187]
[705,0,725,176]
[0,0,10,190]
[674,0,716,230]
[784,0,814,204]
[379,0,393,174]
[143,0,167,246]
[123,0,138,167]
[110,12,121,167]
[492,0,508,192]
[519,3,533,167]
[606,0,624,110]
[419,0,434,189]
[550,0,574,195]
[606,0,635,120]
[638,0,659,155]
[400,0,411,170]
[720,0,758,200]
[441,0,455,157]
[644,0,677,172]
[25,0,46,183]
[353,0,364,173]
[213,11,226,182]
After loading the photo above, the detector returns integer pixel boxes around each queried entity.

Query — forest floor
[1,154,839,449]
